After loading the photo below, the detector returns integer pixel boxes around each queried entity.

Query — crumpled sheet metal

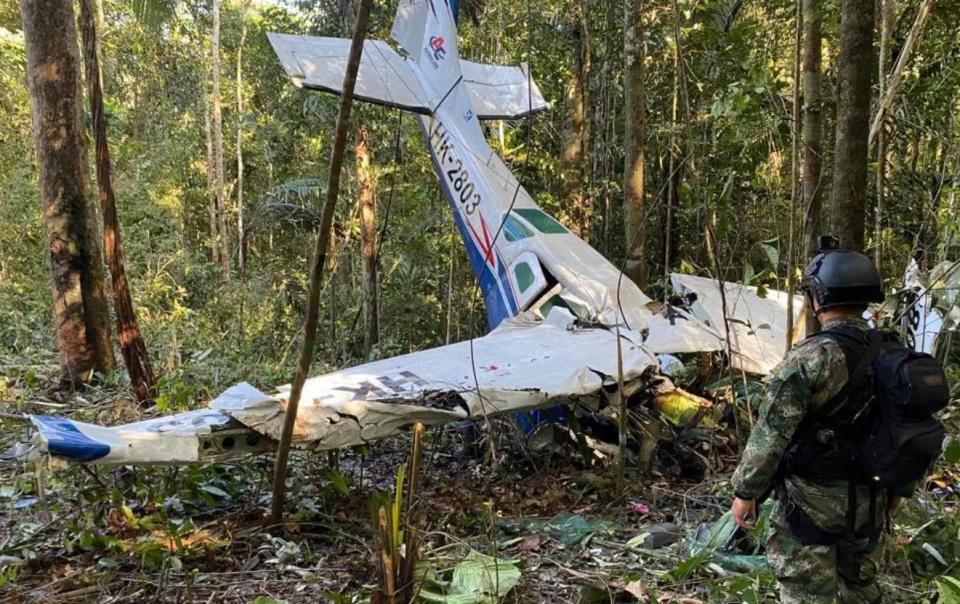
[29,316,658,464]
[670,274,803,375]
[214,315,658,449]
[642,312,724,355]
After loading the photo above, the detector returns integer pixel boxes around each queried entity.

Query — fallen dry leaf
[624,579,647,600]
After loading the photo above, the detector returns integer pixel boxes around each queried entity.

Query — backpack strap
[811,327,882,423]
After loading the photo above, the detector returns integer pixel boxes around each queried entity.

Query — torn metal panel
[670,274,803,375]
[642,312,724,355]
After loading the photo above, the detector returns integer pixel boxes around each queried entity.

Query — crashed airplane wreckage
[27,0,808,467]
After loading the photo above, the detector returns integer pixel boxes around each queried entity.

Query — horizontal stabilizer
[461,60,548,119]
[267,33,432,114]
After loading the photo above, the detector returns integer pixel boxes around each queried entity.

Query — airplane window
[503,214,534,241]
[514,262,535,292]
[538,294,570,318]
[514,208,567,234]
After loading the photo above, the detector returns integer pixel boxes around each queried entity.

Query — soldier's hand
[731,497,757,529]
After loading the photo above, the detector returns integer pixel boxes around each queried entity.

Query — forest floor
[0,376,957,603]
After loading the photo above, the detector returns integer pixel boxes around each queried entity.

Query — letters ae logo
[427,35,446,68]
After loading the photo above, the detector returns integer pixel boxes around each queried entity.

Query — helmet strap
[805,291,826,316]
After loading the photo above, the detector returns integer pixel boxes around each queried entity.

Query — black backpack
[782,323,950,540]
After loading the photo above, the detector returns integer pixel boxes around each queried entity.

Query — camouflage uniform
[731,317,887,604]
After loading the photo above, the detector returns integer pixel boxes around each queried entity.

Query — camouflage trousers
[765,499,883,604]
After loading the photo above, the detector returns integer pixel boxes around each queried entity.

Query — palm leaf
[130,0,176,30]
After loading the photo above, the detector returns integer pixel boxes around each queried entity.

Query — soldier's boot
[837,538,884,604]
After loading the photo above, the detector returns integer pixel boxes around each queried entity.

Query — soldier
[728,247,903,604]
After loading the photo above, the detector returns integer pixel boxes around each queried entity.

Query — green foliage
[937,575,960,604]
[251,597,290,604]
[945,436,960,466]
[418,553,522,604]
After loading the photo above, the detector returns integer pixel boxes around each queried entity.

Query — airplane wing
[670,274,804,374]
[267,33,431,113]
[29,315,667,465]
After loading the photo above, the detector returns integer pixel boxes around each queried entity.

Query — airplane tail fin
[389,0,549,117]
[391,0,463,107]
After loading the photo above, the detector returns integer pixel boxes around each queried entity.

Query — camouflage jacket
[731,316,888,533]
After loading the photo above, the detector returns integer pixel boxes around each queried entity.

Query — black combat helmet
[800,247,884,311]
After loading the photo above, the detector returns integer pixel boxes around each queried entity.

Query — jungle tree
[20,0,116,380]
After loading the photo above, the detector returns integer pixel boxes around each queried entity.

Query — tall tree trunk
[20,0,116,380]
[211,0,229,274]
[623,0,646,287]
[663,0,683,279]
[874,0,894,269]
[597,0,615,252]
[561,0,591,240]
[787,0,802,350]
[830,0,876,251]
[236,0,250,274]
[802,0,824,257]
[204,97,217,260]
[356,126,379,355]
[79,0,155,403]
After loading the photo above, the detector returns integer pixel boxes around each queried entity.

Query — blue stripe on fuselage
[417,115,517,329]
